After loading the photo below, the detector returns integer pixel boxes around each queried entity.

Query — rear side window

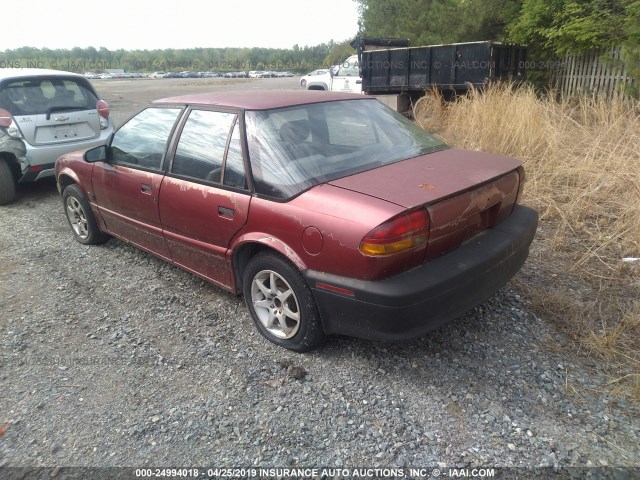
[172,110,237,182]
[0,77,98,116]
[223,122,247,189]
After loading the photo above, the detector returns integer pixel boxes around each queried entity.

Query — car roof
[0,68,84,80]
[153,90,368,110]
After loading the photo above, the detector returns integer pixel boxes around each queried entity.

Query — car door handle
[356,79,362,84]
[140,183,153,194]
[218,206,234,218]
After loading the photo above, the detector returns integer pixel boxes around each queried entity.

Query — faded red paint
[153,90,364,110]
[328,149,522,208]
[54,93,527,295]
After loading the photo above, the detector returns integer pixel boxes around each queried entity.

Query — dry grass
[415,84,640,399]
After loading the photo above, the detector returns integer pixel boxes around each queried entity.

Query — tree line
[1,1,638,93]
[355,0,639,94]
[0,42,353,74]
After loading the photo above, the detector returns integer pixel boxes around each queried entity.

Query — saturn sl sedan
[55,90,538,352]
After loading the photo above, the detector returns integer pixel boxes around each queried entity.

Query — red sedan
[55,90,538,351]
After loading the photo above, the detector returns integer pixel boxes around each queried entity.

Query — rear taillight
[0,108,12,128]
[96,100,110,129]
[96,100,110,117]
[0,108,23,138]
[360,209,429,256]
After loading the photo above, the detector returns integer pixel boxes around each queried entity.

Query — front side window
[110,107,181,170]
[172,110,236,182]
[245,99,447,199]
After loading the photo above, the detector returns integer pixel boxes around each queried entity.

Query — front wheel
[62,184,109,245]
[243,252,325,352]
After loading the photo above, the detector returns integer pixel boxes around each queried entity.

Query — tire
[0,157,16,205]
[62,184,109,245]
[413,89,444,132]
[243,251,326,352]
[300,79,307,88]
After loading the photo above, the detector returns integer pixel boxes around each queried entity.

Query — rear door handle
[218,206,234,218]
[140,183,152,194]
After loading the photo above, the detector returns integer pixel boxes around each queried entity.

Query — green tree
[355,0,520,45]
[622,1,640,97]
[508,0,629,54]
[324,40,355,67]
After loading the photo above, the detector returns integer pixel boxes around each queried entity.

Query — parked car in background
[55,90,537,352]
[149,71,167,79]
[181,71,202,78]
[223,72,248,78]
[300,69,331,90]
[0,68,113,205]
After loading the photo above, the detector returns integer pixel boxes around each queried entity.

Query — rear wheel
[63,184,109,245]
[243,252,325,352]
[0,157,16,205]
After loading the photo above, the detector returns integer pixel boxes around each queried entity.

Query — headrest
[280,119,310,144]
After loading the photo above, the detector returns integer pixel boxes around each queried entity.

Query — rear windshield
[245,98,447,199]
[0,77,99,116]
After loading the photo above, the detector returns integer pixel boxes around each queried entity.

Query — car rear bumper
[19,127,113,183]
[18,162,55,183]
[304,205,539,342]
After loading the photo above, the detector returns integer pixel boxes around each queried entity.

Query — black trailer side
[357,39,527,99]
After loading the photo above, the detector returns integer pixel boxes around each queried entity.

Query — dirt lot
[0,78,639,474]
[97,76,301,127]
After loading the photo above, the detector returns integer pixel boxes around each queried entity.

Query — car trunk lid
[15,110,100,145]
[328,148,523,259]
[17,109,101,146]
[328,148,519,207]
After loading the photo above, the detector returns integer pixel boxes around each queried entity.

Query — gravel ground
[1,78,639,474]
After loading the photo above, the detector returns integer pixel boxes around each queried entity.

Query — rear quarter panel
[230,184,426,281]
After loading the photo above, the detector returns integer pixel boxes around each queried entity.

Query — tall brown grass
[415,84,640,399]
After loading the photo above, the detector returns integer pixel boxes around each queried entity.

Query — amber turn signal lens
[360,209,429,256]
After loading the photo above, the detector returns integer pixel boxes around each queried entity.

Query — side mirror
[84,145,108,163]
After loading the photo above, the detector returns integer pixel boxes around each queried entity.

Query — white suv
[0,69,113,204]
[300,69,331,90]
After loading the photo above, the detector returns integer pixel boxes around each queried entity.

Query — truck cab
[329,55,362,94]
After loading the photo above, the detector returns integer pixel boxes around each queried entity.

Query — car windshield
[245,98,448,199]
[0,77,98,116]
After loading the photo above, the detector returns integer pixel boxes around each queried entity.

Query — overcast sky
[5,0,360,51]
